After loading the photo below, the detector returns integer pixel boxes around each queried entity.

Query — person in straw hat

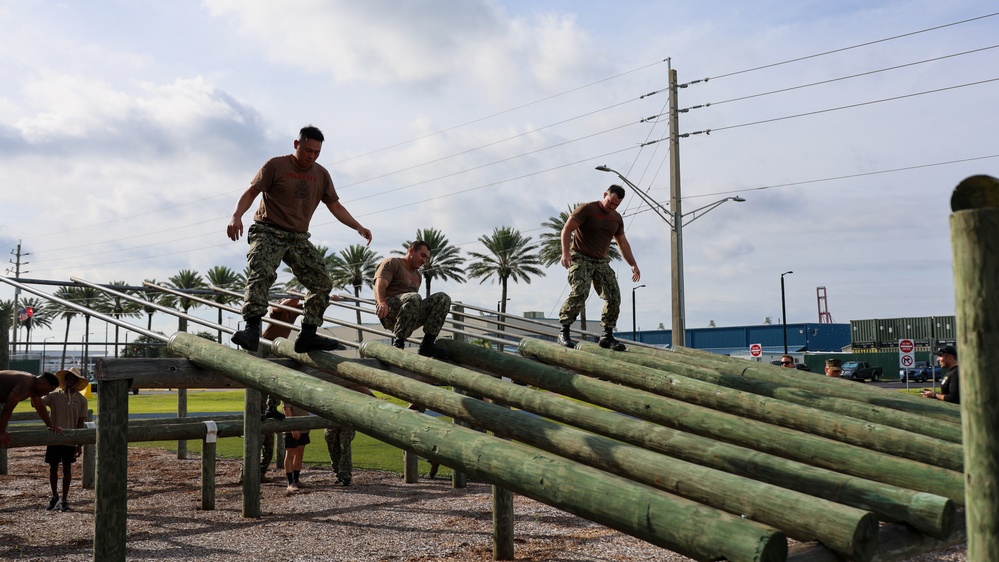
[41,368,89,512]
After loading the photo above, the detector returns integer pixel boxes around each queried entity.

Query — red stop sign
[750,343,762,357]
[899,339,914,353]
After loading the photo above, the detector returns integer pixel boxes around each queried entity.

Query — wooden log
[352,341,878,560]
[511,339,964,504]
[522,339,963,471]
[201,437,216,511]
[243,387,261,518]
[950,174,999,561]
[437,339,956,540]
[94,378,129,562]
[627,343,962,424]
[169,332,787,562]
[577,342,962,444]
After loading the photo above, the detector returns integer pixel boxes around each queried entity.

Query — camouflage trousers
[241,222,332,326]
[379,292,452,340]
[324,425,355,478]
[558,252,621,329]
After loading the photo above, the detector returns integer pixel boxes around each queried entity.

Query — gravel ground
[0,447,967,561]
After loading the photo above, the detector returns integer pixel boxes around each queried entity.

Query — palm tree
[392,228,466,298]
[467,226,545,314]
[539,204,623,334]
[17,297,55,354]
[0,299,13,368]
[135,280,170,357]
[205,266,245,344]
[106,281,143,358]
[328,244,382,342]
[167,269,207,333]
[52,287,82,369]
[71,286,106,377]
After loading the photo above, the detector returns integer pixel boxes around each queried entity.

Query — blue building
[623,322,851,357]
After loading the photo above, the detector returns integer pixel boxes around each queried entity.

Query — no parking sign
[898,339,915,368]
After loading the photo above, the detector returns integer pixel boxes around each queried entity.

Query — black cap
[936,345,957,358]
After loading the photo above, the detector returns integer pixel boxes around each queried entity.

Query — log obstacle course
[4,180,996,562]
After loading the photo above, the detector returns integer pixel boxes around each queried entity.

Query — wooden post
[450,303,468,489]
[243,388,261,518]
[201,432,217,510]
[493,489,515,560]
[169,333,787,562]
[82,409,95,489]
[949,174,999,561]
[177,388,187,459]
[94,378,129,562]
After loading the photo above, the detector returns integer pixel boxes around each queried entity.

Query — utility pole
[668,67,685,348]
[7,240,29,354]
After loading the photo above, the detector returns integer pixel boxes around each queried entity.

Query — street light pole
[632,284,646,342]
[668,67,684,348]
[595,165,745,350]
[781,271,793,354]
[42,336,53,373]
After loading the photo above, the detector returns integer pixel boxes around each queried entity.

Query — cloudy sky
[2,0,997,347]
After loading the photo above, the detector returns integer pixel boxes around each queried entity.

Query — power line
[698,12,999,83]
[685,77,999,137]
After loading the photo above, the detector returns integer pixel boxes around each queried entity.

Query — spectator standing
[922,345,960,404]
[779,355,795,368]
[283,402,311,492]
[227,125,372,354]
[41,368,88,511]
[556,185,640,351]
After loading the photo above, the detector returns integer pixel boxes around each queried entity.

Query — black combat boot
[232,316,262,352]
[294,324,345,353]
[557,325,576,348]
[598,328,627,351]
[262,395,285,421]
[392,337,406,349]
[418,334,450,360]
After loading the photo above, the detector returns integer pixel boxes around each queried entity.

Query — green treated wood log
[627,343,962,424]
[436,339,955,540]
[349,340,878,560]
[513,339,964,504]
[950,174,999,561]
[243,387,261,518]
[202,438,216,510]
[577,342,962,444]
[168,332,786,562]
[520,338,963,471]
[95,378,129,562]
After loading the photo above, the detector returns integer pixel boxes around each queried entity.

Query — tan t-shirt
[374,257,422,299]
[42,390,88,429]
[569,201,624,259]
[250,155,339,233]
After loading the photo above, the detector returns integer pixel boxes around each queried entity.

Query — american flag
[18,307,33,322]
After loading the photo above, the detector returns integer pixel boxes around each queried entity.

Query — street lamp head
[635,284,646,290]
[595,165,612,172]
[782,270,793,276]
[732,196,746,202]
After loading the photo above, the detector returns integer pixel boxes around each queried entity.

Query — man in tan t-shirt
[373,240,452,359]
[227,125,372,354]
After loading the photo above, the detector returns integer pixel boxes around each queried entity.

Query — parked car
[899,361,943,383]
[840,360,884,382]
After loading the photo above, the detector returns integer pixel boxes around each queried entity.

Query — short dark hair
[410,240,430,253]
[298,125,325,143]
[607,184,626,199]
[40,372,59,387]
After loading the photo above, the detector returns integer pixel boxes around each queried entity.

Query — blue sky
[2,0,997,346]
